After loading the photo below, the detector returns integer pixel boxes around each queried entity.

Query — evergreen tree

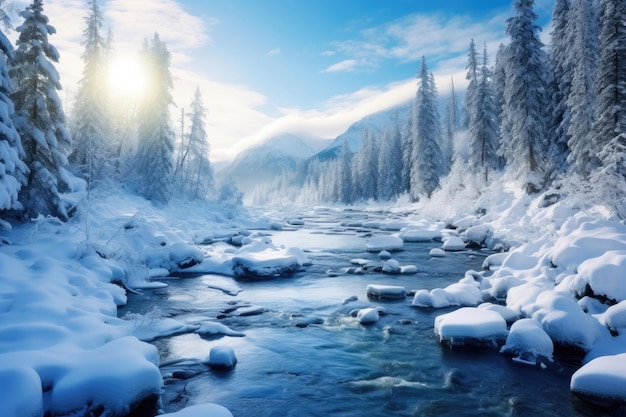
[69,0,110,183]
[464,39,479,129]
[10,0,74,220]
[566,0,599,176]
[500,0,550,193]
[134,33,175,204]
[443,77,460,166]
[591,0,626,214]
[378,114,403,201]
[178,86,215,200]
[0,3,28,219]
[546,0,572,176]
[468,44,500,182]
[410,56,444,200]
[337,140,353,204]
[354,129,378,201]
[400,108,414,194]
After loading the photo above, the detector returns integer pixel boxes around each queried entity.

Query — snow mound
[366,235,403,252]
[382,259,401,274]
[206,346,237,369]
[0,367,43,417]
[196,321,244,337]
[399,228,441,242]
[573,250,626,303]
[528,291,601,352]
[500,318,553,364]
[442,236,465,251]
[231,237,308,278]
[161,403,234,417]
[571,353,626,407]
[357,307,382,324]
[412,282,483,308]
[478,303,519,323]
[434,307,508,347]
[366,284,407,299]
[429,248,445,257]
[601,301,626,335]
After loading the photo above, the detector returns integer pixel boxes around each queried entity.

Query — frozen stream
[121,208,605,417]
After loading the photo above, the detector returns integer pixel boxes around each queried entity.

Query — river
[120,208,612,417]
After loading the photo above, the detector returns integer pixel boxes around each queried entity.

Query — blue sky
[17,0,555,162]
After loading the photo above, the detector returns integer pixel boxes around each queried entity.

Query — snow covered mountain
[218,133,331,194]
[313,102,411,160]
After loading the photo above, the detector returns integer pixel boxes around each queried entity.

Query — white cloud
[267,48,281,56]
[322,59,359,73]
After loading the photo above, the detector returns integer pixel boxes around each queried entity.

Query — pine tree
[443,77,461,166]
[464,39,479,129]
[546,0,572,176]
[468,44,500,182]
[134,33,175,204]
[500,0,549,193]
[378,114,403,201]
[410,56,444,200]
[354,129,378,201]
[337,140,353,204]
[0,3,28,219]
[178,86,215,200]
[69,0,110,183]
[10,0,74,220]
[566,0,599,176]
[591,0,626,215]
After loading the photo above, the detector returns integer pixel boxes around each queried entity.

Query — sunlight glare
[107,54,148,102]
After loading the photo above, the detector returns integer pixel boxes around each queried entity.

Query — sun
[106,54,149,103]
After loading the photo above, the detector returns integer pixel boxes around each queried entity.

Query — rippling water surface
[122,208,615,417]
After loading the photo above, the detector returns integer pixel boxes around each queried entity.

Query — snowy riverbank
[1,183,626,416]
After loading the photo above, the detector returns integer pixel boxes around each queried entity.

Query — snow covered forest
[253,0,626,219]
[0,0,220,229]
[2,0,626,416]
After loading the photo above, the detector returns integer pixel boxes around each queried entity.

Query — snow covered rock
[434,307,508,347]
[429,248,445,258]
[500,319,553,365]
[529,291,601,352]
[357,307,381,324]
[573,250,626,303]
[231,241,304,278]
[378,250,392,259]
[161,403,234,417]
[571,353,626,407]
[366,235,403,252]
[382,259,401,274]
[206,346,237,369]
[442,236,466,251]
[196,321,244,338]
[399,228,441,242]
[367,284,407,299]
[463,224,492,248]
[412,282,484,308]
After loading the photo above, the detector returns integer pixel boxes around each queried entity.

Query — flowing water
[121,208,619,417]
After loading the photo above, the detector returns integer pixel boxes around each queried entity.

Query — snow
[429,248,445,257]
[196,321,245,337]
[412,281,483,308]
[206,346,238,369]
[366,235,403,252]
[161,403,234,417]
[434,307,508,345]
[571,353,626,407]
[366,284,407,299]
[357,307,381,324]
[500,318,554,364]
[442,236,466,251]
[382,259,401,274]
[399,227,441,242]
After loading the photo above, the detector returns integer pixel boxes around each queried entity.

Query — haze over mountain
[217,133,331,194]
